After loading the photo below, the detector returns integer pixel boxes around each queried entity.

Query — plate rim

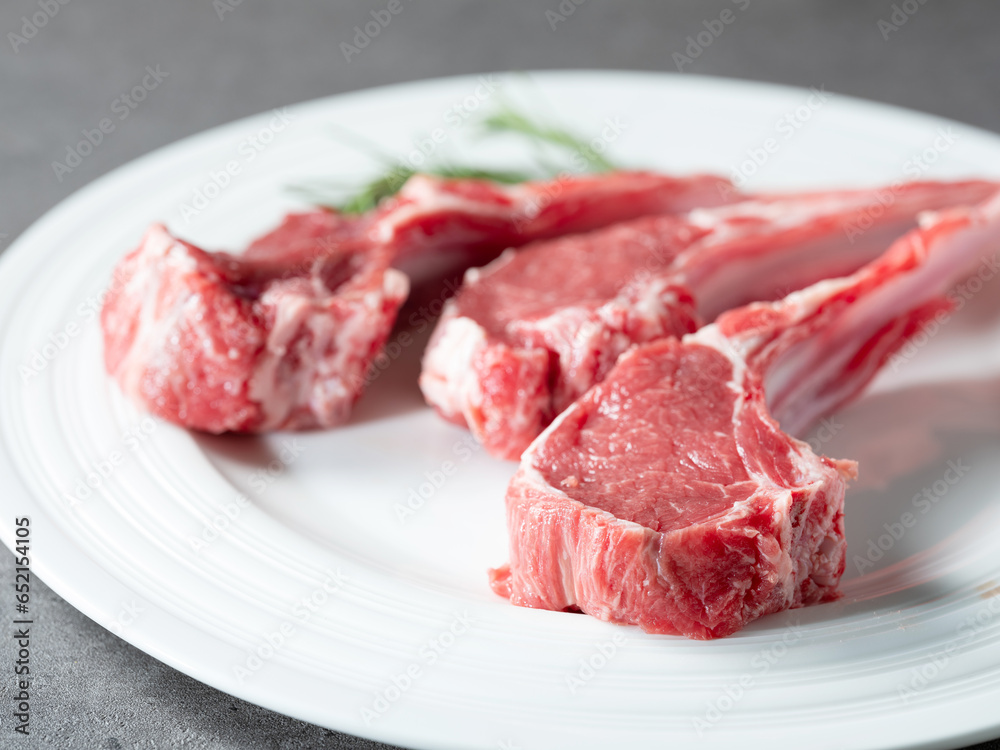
[3,69,1000,750]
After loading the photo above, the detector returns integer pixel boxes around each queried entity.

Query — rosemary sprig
[290,103,620,214]
[290,163,537,214]
[478,107,618,172]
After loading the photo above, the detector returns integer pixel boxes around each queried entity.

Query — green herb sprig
[289,103,621,214]
[478,107,618,173]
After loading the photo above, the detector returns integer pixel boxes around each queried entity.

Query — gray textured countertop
[2,1,1000,748]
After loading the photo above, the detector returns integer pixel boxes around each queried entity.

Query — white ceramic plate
[3,71,1000,750]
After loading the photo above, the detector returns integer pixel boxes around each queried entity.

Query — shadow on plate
[191,430,281,468]
[807,377,1000,603]
[347,315,435,426]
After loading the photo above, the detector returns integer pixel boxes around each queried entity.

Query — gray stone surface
[1,1,1000,748]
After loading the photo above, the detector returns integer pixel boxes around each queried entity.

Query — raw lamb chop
[246,170,738,284]
[101,224,407,433]
[489,190,1000,639]
[421,180,998,459]
[104,170,734,433]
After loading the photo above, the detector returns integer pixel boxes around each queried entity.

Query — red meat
[103,170,734,432]
[101,224,407,432]
[489,189,1000,639]
[422,180,998,459]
